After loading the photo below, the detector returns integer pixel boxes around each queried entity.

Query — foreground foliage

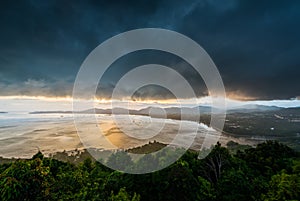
[0,141,299,201]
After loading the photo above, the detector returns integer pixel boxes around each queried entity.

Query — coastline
[0,140,253,165]
[0,112,265,159]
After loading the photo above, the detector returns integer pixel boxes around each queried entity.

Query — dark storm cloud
[0,0,299,100]
[96,50,208,100]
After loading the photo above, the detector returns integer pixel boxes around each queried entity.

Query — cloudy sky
[0,0,300,101]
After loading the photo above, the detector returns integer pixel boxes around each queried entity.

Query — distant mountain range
[29,104,298,116]
[227,104,281,113]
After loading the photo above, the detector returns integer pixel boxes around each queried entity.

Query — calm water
[0,112,238,158]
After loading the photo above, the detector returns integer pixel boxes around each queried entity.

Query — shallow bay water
[0,112,243,158]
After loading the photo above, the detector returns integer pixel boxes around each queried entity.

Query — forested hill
[0,141,299,201]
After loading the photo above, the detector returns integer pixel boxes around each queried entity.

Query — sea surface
[0,112,244,158]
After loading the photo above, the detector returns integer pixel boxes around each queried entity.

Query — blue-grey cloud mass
[0,0,299,100]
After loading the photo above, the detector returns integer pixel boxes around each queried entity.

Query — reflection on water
[0,112,238,158]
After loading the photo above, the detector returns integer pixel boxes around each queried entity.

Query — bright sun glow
[0,95,299,113]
